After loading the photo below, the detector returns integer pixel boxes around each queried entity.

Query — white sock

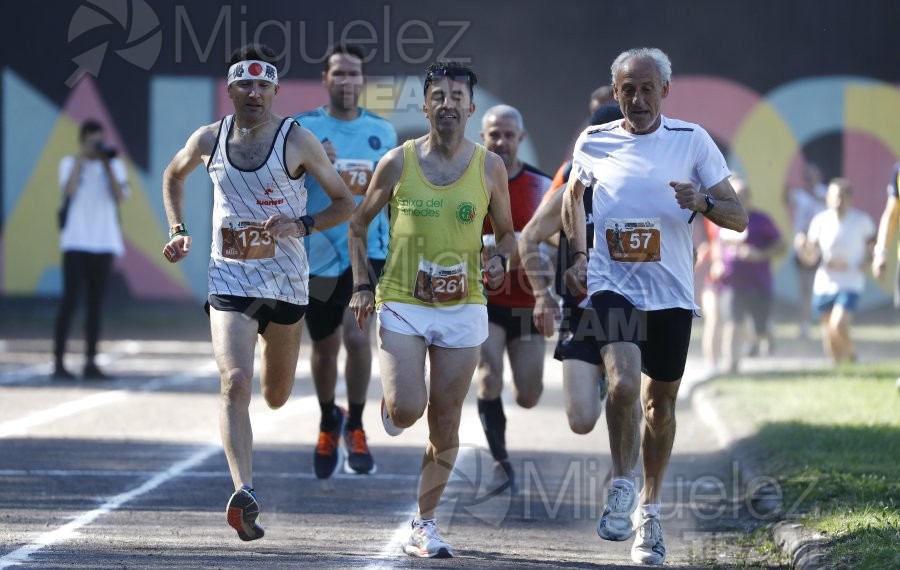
[641,503,661,518]
[413,517,435,527]
[612,477,635,489]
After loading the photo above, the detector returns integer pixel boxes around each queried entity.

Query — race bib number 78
[335,158,375,196]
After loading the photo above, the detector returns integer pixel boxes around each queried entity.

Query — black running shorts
[206,294,306,334]
[589,291,693,382]
[305,259,384,342]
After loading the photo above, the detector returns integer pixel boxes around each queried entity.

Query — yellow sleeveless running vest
[376,140,489,307]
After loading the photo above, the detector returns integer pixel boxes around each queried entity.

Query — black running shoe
[343,427,376,474]
[226,486,264,541]
[314,407,347,479]
[52,365,75,380]
[82,363,110,380]
[491,458,518,495]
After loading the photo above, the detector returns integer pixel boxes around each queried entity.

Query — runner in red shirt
[476,105,551,494]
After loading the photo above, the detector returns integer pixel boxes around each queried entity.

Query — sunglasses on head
[424,67,477,89]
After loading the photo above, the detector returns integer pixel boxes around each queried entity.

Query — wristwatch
[703,195,716,215]
[297,215,315,235]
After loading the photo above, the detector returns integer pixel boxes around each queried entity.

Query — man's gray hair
[610,47,672,84]
[481,104,525,132]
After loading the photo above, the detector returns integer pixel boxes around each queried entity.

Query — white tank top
[206,115,309,305]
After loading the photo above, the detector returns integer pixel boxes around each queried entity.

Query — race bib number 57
[221,218,275,260]
[604,218,662,263]
[413,259,467,304]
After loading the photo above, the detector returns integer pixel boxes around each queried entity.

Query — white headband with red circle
[227,60,279,86]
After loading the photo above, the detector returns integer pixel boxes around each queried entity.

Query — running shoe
[489,458,517,495]
[343,427,377,474]
[314,406,347,479]
[403,519,453,558]
[596,479,639,541]
[226,485,264,541]
[381,397,404,436]
[631,515,666,565]
[52,365,75,380]
[82,363,110,380]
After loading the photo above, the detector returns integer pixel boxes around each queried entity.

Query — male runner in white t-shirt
[562,47,748,565]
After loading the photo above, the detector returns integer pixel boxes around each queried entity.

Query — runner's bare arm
[276,125,353,234]
[484,152,515,289]
[561,175,588,295]
[672,177,748,232]
[520,188,564,337]
[348,146,404,329]
[161,123,217,263]
[873,194,900,278]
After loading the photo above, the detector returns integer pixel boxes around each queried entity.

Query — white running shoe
[403,519,453,558]
[631,515,666,565]
[381,397,404,436]
[596,479,639,541]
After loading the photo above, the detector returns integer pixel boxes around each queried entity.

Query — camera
[94,140,118,159]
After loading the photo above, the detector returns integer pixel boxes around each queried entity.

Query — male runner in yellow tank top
[348,61,515,559]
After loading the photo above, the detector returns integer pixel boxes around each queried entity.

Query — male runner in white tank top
[161,43,353,542]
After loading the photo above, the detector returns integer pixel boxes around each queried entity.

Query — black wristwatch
[703,195,716,215]
[297,215,315,235]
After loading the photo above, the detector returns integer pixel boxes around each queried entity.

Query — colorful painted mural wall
[2,0,898,309]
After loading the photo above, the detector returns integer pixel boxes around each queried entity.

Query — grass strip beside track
[709,361,900,569]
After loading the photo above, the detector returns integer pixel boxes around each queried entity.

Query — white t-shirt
[572,115,730,311]
[787,184,826,235]
[807,208,875,294]
[58,156,129,256]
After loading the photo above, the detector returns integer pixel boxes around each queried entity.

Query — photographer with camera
[53,119,129,380]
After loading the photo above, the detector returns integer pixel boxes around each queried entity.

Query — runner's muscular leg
[310,328,341,404]
[377,325,427,428]
[342,307,373,405]
[640,375,681,505]
[259,319,303,409]
[475,323,506,400]
[602,342,642,479]
[210,308,259,490]
[507,333,545,408]
[563,360,602,434]
[417,344,480,520]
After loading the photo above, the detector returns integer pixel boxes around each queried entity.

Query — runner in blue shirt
[293,43,397,478]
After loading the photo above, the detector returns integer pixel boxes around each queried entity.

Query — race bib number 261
[604,218,662,263]
[414,259,467,304]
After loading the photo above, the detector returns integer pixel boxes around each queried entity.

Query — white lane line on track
[0,393,319,568]
[0,444,220,569]
[0,468,421,482]
[0,364,218,439]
